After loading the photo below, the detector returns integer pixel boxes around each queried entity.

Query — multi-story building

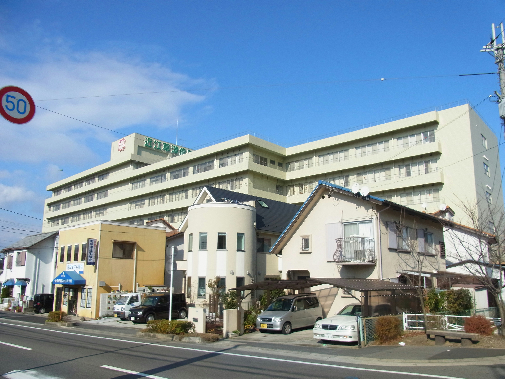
[42,103,503,231]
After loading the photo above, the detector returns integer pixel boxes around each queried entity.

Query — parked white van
[113,293,141,320]
[256,294,322,334]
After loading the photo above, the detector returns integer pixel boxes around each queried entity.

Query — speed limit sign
[0,86,36,124]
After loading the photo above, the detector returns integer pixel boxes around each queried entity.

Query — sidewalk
[5,312,505,367]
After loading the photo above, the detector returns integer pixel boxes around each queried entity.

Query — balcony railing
[333,237,376,264]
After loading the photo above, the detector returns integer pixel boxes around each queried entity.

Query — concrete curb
[135,331,204,343]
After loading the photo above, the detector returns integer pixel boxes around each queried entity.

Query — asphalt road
[0,314,504,379]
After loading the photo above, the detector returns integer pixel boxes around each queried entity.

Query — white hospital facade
[42,104,504,232]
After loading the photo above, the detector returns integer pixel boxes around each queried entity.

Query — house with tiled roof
[1,231,58,302]
[178,186,300,309]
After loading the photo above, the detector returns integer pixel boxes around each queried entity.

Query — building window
[66,246,72,261]
[130,199,145,209]
[217,233,227,250]
[61,201,71,209]
[84,177,96,186]
[72,198,82,206]
[60,247,64,263]
[84,193,94,203]
[256,237,271,253]
[218,277,226,296]
[94,208,106,217]
[425,232,434,254]
[74,244,79,261]
[253,154,268,166]
[198,277,206,298]
[82,210,93,220]
[193,160,214,174]
[199,233,208,250]
[97,172,109,181]
[236,277,245,296]
[486,191,492,204]
[150,173,166,185]
[149,194,165,206]
[81,243,87,261]
[16,251,27,266]
[86,288,92,308]
[112,242,135,259]
[237,233,245,252]
[132,179,146,190]
[6,255,13,269]
[188,233,193,252]
[170,167,189,180]
[301,236,311,252]
[482,134,487,149]
[96,190,108,200]
[484,162,490,177]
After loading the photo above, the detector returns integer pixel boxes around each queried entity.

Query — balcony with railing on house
[333,237,376,265]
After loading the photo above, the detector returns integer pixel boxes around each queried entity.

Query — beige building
[178,186,299,309]
[270,181,445,315]
[42,104,503,232]
[53,221,166,319]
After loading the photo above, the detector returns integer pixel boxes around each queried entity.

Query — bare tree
[442,200,505,334]
[394,212,442,331]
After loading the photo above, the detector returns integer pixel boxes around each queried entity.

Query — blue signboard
[86,238,98,265]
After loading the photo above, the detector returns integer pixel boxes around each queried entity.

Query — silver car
[256,294,323,334]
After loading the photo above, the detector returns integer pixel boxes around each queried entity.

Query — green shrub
[244,305,261,331]
[47,311,67,322]
[145,320,194,335]
[425,289,446,313]
[446,288,472,315]
[259,289,285,310]
[222,290,239,310]
[464,315,494,336]
[374,316,403,343]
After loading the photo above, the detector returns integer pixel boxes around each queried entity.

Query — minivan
[256,294,322,334]
[33,293,54,314]
[113,293,141,320]
[129,293,187,323]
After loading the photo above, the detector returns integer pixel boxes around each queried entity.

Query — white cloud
[0,184,38,206]
[0,31,215,165]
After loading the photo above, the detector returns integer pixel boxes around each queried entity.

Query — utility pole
[482,23,505,133]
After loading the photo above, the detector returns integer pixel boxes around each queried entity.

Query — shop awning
[2,279,15,286]
[52,271,86,286]
[14,280,27,286]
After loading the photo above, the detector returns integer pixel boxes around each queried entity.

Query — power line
[34,72,496,102]
[0,208,41,220]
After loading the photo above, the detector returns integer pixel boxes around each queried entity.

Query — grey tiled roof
[204,187,301,234]
[1,231,57,252]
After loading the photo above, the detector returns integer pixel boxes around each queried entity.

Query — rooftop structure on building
[43,103,504,232]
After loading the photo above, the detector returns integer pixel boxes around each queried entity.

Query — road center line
[102,365,169,379]
[0,340,32,350]
[0,321,464,379]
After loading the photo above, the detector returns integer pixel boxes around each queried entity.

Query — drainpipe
[133,244,138,292]
[376,204,391,280]
[169,246,175,321]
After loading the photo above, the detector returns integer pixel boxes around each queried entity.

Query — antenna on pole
[175,119,178,146]
[481,23,505,134]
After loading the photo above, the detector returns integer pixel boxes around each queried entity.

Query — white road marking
[102,365,169,379]
[0,340,32,350]
[0,320,465,379]
[3,369,62,379]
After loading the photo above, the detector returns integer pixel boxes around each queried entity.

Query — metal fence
[359,308,501,346]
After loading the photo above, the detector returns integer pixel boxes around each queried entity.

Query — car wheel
[281,322,292,335]
[39,308,46,314]
[146,313,155,322]
[178,309,187,319]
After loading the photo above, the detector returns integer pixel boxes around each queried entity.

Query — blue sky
[0,1,504,249]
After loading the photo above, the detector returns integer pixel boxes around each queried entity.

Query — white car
[313,304,361,343]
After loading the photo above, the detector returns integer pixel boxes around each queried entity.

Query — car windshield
[338,305,361,316]
[266,298,293,312]
[141,296,159,306]
[115,296,129,305]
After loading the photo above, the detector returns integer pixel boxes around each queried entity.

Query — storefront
[52,271,86,315]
